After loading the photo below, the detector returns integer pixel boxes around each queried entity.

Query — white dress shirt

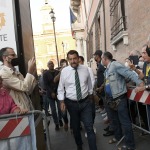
[88,67,95,89]
[57,65,93,101]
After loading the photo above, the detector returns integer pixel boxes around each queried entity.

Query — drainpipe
[103,0,107,51]
[83,0,89,62]
[83,0,88,36]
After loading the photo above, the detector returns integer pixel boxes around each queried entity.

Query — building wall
[34,30,76,74]
[86,0,150,63]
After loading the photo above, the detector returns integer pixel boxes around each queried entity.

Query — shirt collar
[107,62,111,69]
[2,65,20,75]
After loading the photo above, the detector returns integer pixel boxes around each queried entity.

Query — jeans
[48,98,62,125]
[65,97,97,150]
[91,101,96,123]
[108,94,135,149]
[104,96,115,131]
[42,94,49,116]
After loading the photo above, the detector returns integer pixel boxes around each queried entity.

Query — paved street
[48,112,150,150]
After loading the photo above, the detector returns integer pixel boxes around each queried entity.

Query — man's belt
[66,95,88,103]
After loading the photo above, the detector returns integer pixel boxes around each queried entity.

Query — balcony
[70,0,81,13]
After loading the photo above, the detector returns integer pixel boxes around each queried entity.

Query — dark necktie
[75,69,82,100]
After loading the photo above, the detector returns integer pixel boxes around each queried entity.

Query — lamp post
[62,42,65,59]
[49,8,59,67]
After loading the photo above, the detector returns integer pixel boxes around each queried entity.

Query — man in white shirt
[57,50,97,150]
[78,56,96,129]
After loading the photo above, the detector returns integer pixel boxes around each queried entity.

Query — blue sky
[30,0,71,33]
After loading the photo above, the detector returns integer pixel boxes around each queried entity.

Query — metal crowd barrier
[127,86,150,133]
[0,110,51,150]
[116,86,150,147]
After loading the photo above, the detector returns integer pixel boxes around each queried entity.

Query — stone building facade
[33,2,76,74]
[70,0,150,70]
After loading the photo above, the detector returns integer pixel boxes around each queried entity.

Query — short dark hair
[60,59,68,65]
[67,50,79,59]
[103,51,113,60]
[0,47,12,62]
[93,50,103,57]
[79,56,84,62]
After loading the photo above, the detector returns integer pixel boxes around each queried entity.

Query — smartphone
[129,55,139,65]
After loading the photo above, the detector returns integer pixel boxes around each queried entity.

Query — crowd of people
[0,43,150,150]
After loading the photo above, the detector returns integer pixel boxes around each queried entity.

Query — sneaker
[101,113,107,117]
[59,120,63,127]
[103,116,108,121]
[118,145,135,150]
[55,124,59,131]
[108,138,117,144]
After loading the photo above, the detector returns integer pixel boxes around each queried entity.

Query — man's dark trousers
[65,97,97,150]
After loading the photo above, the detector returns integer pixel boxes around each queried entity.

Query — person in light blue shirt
[101,51,145,150]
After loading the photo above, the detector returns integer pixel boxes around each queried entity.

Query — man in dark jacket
[94,50,106,104]
[94,50,114,136]
[141,45,150,130]
[43,61,63,130]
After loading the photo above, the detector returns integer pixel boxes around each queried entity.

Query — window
[110,0,127,40]
[95,15,101,50]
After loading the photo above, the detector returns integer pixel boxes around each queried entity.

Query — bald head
[47,61,54,70]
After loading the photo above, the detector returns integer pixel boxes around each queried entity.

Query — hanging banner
[0,0,17,53]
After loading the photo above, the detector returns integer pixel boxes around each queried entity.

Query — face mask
[138,61,144,69]
[101,60,104,66]
[11,58,20,66]
[125,62,129,67]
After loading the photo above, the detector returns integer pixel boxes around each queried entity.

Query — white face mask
[101,60,104,66]
[125,62,129,67]
[138,61,144,69]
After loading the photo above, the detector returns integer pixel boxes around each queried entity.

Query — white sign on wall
[0,0,17,53]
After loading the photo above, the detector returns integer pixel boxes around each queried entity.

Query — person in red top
[0,76,27,115]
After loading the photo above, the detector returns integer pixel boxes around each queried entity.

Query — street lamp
[49,8,59,67]
[62,42,65,59]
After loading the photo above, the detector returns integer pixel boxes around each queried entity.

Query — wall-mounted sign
[0,0,17,53]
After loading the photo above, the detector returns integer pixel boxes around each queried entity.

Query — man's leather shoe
[104,126,109,131]
[103,130,114,136]
[77,145,82,150]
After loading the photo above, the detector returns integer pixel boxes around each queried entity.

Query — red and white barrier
[0,117,30,140]
[127,88,150,105]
